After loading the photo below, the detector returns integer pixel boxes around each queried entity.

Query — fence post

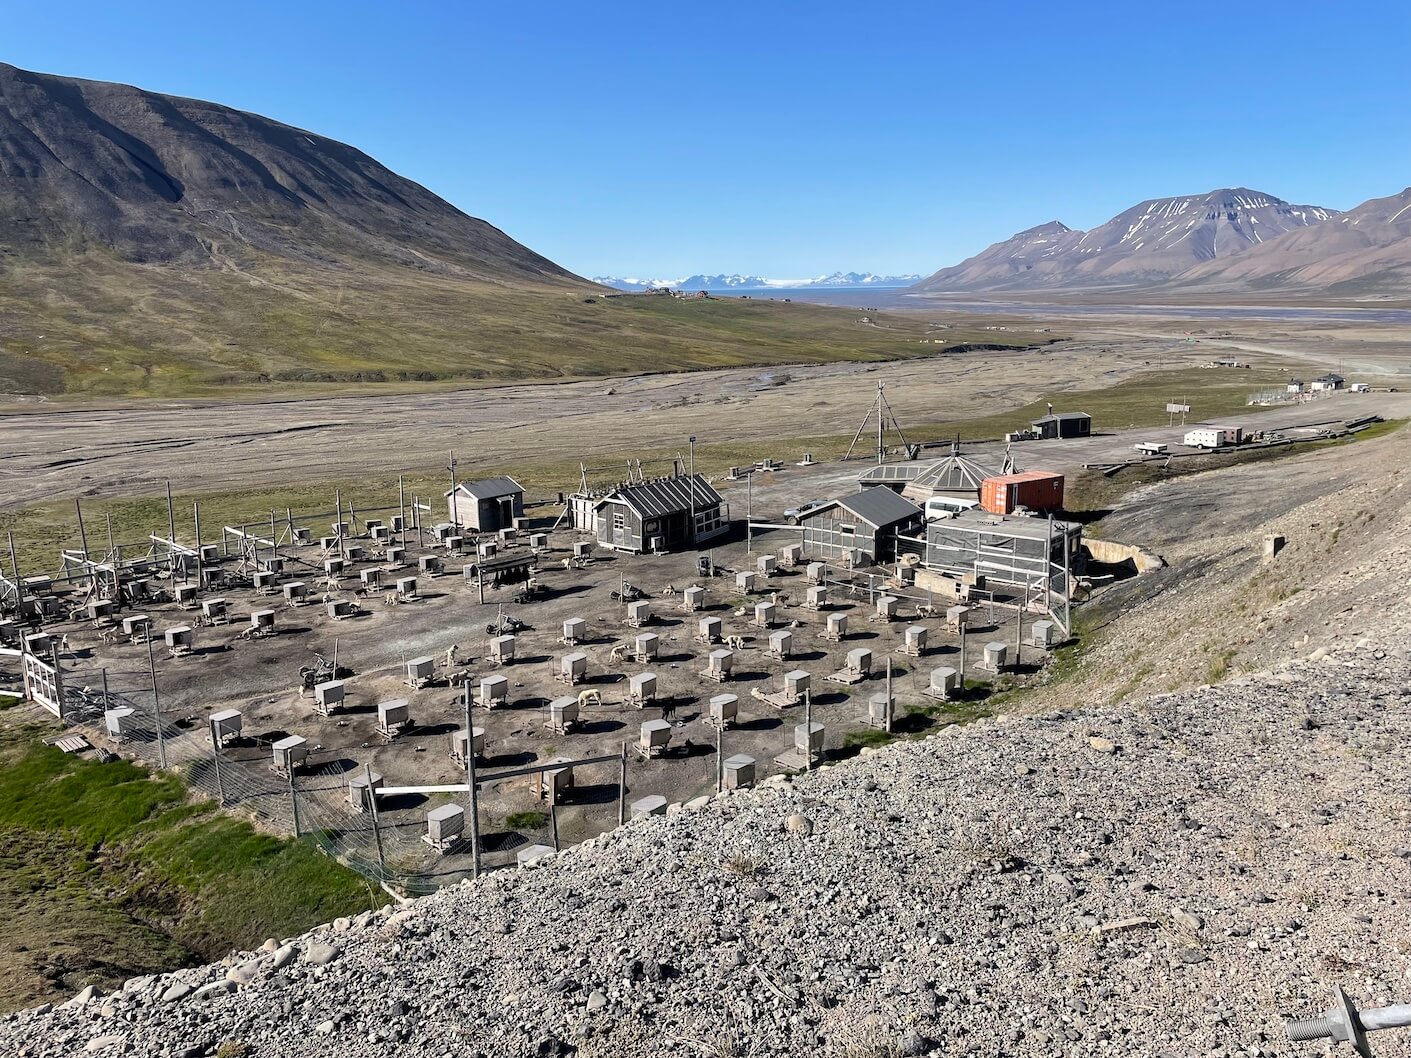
[804,690,814,771]
[885,656,893,734]
[209,719,226,806]
[617,742,628,826]
[288,766,301,838]
[464,685,481,880]
[365,763,386,876]
[715,721,723,793]
[146,636,167,769]
[550,803,560,852]
[959,623,967,684]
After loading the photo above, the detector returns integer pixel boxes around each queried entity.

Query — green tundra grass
[0,719,385,1012]
[0,252,1053,399]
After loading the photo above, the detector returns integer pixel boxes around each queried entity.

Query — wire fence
[56,655,632,896]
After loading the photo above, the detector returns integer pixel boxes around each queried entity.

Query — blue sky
[8,1,1410,278]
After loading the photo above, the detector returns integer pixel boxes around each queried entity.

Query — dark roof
[809,488,921,528]
[1032,412,1091,424]
[446,476,523,500]
[1313,373,1345,382]
[596,475,722,518]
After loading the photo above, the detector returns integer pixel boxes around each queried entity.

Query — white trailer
[1133,442,1168,455]
[1183,428,1223,449]
[1185,426,1244,449]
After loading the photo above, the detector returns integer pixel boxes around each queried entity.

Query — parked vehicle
[784,500,827,525]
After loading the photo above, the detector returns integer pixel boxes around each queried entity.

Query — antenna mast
[842,381,912,464]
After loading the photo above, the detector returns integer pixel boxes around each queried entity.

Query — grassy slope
[0,251,1052,398]
[0,719,384,1012]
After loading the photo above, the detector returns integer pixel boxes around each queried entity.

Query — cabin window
[613,512,625,531]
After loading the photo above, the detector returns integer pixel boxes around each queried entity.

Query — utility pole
[746,471,753,555]
[448,451,459,530]
[75,499,94,593]
[7,532,24,620]
[165,481,177,564]
[688,436,697,543]
[398,476,406,548]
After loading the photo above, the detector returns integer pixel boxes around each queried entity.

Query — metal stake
[550,803,561,852]
[1284,985,1411,1056]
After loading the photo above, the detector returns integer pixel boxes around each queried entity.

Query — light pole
[688,436,697,542]
[447,451,459,530]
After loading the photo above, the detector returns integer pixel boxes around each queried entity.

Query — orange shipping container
[980,471,1065,515]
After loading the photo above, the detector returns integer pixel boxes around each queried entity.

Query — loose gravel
[5,634,1409,1057]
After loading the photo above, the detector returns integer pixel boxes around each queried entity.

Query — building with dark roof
[1031,411,1091,440]
[445,477,524,532]
[796,489,923,565]
[1310,373,1346,392]
[593,475,728,553]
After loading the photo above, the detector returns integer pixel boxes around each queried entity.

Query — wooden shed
[446,477,524,533]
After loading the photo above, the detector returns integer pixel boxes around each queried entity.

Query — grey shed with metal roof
[446,477,524,532]
[593,475,728,553]
[797,490,922,565]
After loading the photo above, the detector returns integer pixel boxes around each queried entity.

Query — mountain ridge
[0,61,583,285]
[593,271,921,292]
[913,188,1339,293]
[1168,185,1411,296]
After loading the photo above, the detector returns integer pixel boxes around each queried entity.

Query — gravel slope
[5,632,1410,1057]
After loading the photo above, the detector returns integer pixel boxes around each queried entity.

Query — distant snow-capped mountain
[809,271,922,287]
[593,271,921,292]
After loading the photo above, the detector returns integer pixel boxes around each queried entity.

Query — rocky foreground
[6,634,1411,1057]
